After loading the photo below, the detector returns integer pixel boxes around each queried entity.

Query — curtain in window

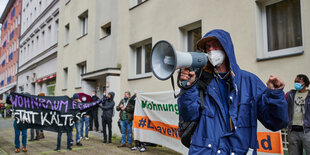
[266,0,302,51]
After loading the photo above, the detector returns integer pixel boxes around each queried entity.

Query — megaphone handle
[181,80,188,87]
[181,67,193,87]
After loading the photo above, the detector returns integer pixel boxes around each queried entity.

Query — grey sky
[0,0,9,24]
[0,0,9,36]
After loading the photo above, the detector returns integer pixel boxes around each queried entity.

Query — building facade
[0,0,21,99]
[17,0,59,96]
[55,0,121,133]
[55,0,310,146]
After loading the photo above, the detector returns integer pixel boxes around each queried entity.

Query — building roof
[0,0,15,24]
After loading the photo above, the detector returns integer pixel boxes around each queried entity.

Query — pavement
[0,118,181,155]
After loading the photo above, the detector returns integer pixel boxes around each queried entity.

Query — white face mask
[207,50,225,67]
[82,97,86,102]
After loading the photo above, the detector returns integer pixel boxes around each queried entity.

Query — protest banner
[10,92,105,133]
[133,90,188,154]
[256,132,284,155]
[134,90,284,155]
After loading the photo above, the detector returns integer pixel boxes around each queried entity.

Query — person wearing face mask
[99,92,115,143]
[178,29,289,154]
[116,91,136,148]
[90,90,100,132]
[285,74,310,155]
[80,95,90,140]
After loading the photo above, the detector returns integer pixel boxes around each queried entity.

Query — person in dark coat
[90,90,100,131]
[99,92,115,143]
[116,91,136,148]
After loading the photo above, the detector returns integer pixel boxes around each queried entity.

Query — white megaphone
[151,40,208,81]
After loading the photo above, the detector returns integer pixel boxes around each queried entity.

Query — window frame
[76,62,87,88]
[64,23,70,46]
[133,42,152,78]
[78,10,88,38]
[100,22,111,39]
[260,0,304,59]
[63,68,68,90]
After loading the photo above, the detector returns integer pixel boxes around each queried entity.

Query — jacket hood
[108,92,115,100]
[197,29,240,77]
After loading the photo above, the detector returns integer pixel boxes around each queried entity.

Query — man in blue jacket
[178,29,289,154]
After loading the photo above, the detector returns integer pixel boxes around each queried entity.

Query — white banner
[133,90,283,155]
[133,90,188,154]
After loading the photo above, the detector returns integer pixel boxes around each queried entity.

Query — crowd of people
[4,29,309,154]
[6,89,147,153]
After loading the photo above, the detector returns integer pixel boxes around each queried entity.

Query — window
[63,68,68,89]
[48,25,51,46]
[134,42,152,76]
[65,24,70,45]
[47,79,56,96]
[76,62,86,87]
[65,0,71,5]
[11,7,16,19]
[55,20,59,42]
[259,0,303,58]
[100,22,111,39]
[19,86,24,93]
[78,10,88,37]
[41,31,45,51]
[187,27,201,52]
[179,20,201,52]
[129,0,147,9]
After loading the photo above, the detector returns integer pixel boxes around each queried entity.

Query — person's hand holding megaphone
[180,68,196,86]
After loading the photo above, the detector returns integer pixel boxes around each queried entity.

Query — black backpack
[177,71,213,148]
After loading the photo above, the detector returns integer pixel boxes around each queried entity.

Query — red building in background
[0,0,21,99]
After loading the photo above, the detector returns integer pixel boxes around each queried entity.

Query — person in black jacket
[90,90,99,131]
[99,92,115,143]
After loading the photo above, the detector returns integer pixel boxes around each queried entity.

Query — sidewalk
[0,118,181,155]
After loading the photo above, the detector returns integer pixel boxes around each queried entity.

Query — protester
[90,90,100,132]
[55,130,72,151]
[55,93,84,151]
[131,140,146,152]
[7,92,27,153]
[13,120,28,153]
[38,93,45,139]
[30,93,46,141]
[29,128,39,141]
[72,94,83,146]
[116,91,136,147]
[99,92,115,143]
[178,29,288,154]
[80,95,90,140]
[286,74,310,155]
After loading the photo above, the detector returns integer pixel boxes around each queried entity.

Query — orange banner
[133,116,180,140]
[257,132,283,154]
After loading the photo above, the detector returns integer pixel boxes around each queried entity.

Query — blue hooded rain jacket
[178,29,289,155]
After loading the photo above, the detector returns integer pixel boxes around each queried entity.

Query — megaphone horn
[150,40,208,80]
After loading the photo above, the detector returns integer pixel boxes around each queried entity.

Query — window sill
[128,74,152,81]
[77,33,88,40]
[75,86,82,89]
[63,43,69,47]
[256,51,303,62]
[99,34,110,40]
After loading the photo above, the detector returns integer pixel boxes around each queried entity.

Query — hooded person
[178,29,289,154]
[99,92,115,143]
